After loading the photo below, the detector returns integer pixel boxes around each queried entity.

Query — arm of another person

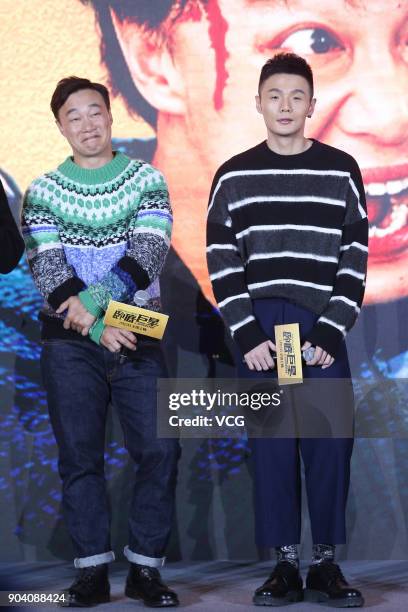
[0,180,25,273]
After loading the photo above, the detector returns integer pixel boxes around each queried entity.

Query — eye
[279,27,344,55]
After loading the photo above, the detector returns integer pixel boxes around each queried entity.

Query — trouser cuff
[124,545,165,568]
[74,551,115,568]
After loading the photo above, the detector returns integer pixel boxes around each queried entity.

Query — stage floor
[2,561,408,610]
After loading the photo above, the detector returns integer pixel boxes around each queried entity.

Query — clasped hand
[244,339,334,371]
[56,296,96,335]
[56,296,137,353]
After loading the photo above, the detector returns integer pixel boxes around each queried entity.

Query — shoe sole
[125,586,179,607]
[304,589,364,608]
[253,591,304,606]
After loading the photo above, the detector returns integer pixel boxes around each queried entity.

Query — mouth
[364,166,408,261]
[82,135,99,143]
[277,119,293,125]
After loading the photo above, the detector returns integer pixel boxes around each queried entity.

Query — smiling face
[113,0,408,304]
[256,72,315,140]
[57,88,113,164]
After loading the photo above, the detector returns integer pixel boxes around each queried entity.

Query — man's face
[256,72,315,139]
[115,0,408,304]
[57,88,113,161]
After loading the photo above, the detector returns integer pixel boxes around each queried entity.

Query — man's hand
[302,341,334,369]
[100,326,138,353]
[244,340,276,371]
[56,296,96,335]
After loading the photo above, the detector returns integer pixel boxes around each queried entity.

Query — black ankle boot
[304,561,364,607]
[253,561,304,606]
[60,564,110,607]
[125,563,179,607]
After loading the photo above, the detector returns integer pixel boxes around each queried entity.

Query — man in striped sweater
[207,53,367,607]
[22,77,179,608]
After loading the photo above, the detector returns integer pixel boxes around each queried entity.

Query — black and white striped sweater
[206,139,368,357]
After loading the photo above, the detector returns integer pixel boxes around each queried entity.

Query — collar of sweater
[58,151,131,185]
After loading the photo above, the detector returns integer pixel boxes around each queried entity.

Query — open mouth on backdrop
[364,168,408,262]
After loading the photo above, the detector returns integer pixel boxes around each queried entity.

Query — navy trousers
[236,298,354,547]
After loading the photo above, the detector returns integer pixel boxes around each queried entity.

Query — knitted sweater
[22,152,172,343]
[206,140,368,358]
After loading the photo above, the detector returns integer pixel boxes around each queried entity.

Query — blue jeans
[40,338,180,568]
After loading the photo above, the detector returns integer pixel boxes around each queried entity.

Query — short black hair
[51,76,111,120]
[258,53,314,98]
[81,1,207,127]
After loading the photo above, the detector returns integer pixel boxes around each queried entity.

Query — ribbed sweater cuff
[233,318,270,357]
[89,319,105,345]
[305,322,344,358]
[118,255,150,290]
[48,277,87,310]
[79,290,104,318]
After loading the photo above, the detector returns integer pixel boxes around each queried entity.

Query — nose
[280,96,292,113]
[81,116,94,132]
[336,52,408,147]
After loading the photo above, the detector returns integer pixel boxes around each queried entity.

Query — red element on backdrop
[205,0,229,110]
[176,0,229,110]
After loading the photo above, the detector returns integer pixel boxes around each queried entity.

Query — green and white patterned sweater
[22,152,172,344]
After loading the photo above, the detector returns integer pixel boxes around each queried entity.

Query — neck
[73,149,114,169]
[266,133,312,156]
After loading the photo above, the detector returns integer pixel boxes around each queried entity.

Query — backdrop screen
[1,0,407,562]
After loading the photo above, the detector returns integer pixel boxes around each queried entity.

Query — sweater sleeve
[88,317,106,345]
[21,182,86,309]
[0,180,25,274]
[206,173,269,356]
[78,166,172,317]
[305,159,368,357]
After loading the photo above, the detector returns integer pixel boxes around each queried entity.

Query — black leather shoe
[60,564,110,607]
[125,564,179,607]
[304,561,364,607]
[253,561,303,606]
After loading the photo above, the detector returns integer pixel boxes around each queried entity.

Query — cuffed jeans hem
[124,546,165,568]
[74,551,115,568]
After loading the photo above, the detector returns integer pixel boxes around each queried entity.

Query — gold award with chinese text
[104,300,169,340]
[274,323,303,385]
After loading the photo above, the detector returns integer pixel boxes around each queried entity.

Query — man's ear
[56,119,65,137]
[111,11,186,115]
[255,94,262,115]
[307,97,317,118]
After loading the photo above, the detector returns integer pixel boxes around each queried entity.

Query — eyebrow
[266,88,306,94]
[66,103,102,116]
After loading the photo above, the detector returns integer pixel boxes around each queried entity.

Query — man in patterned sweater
[22,77,179,608]
[207,54,367,607]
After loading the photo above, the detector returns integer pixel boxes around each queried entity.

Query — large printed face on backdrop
[107,0,408,306]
